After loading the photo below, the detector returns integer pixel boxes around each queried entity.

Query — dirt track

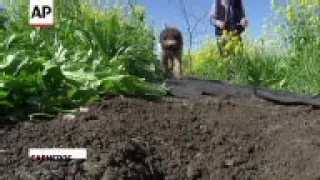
[1,80,320,180]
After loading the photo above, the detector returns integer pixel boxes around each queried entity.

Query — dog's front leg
[173,52,183,80]
[162,53,170,80]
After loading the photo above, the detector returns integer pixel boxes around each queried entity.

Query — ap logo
[29,0,54,27]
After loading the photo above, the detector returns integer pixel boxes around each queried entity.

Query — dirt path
[1,79,320,180]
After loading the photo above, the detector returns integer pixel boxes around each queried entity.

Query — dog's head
[160,27,183,50]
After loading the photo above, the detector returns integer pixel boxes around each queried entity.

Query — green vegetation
[0,1,166,121]
[185,0,320,96]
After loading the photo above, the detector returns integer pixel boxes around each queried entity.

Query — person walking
[210,0,249,56]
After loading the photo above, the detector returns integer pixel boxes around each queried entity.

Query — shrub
[0,0,166,121]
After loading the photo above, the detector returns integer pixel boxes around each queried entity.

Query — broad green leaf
[4,34,17,49]
[0,90,8,99]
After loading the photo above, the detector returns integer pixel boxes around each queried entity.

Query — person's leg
[227,32,243,80]
[224,31,237,80]
[238,35,244,51]
[216,35,225,57]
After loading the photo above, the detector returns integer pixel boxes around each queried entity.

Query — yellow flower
[231,36,240,42]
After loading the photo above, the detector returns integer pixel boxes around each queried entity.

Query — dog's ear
[160,24,167,41]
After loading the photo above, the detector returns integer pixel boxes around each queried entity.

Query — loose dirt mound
[1,96,320,180]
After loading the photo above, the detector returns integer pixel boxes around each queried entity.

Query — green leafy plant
[0,0,166,121]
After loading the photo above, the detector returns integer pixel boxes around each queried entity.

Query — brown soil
[1,91,320,179]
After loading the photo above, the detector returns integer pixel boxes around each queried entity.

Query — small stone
[266,125,282,134]
[21,121,36,129]
[135,164,147,173]
[80,161,89,171]
[224,159,235,167]
[62,114,75,121]
[186,163,202,179]
[189,104,195,110]
[186,142,193,149]
[200,125,208,133]
[79,107,89,113]
[101,167,117,180]
[0,150,10,154]
[195,152,202,158]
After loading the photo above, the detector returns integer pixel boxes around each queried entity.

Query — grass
[185,1,320,97]
[185,36,320,97]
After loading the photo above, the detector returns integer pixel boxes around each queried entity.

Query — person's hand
[240,18,249,28]
[216,20,226,29]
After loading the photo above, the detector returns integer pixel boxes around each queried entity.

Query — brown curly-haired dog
[160,26,183,80]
